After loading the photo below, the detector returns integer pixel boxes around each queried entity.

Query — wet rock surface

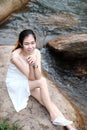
[0,45,86,130]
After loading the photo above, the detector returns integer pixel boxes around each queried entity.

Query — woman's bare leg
[31,88,44,105]
[29,77,76,130]
[29,77,63,120]
[31,88,62,119]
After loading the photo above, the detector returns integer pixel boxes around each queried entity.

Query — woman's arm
[28,65,36,80]
[27,49,42,80]
[33,50,42,79]
[11,51,29,79]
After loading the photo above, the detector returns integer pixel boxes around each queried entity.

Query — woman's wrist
[33,64,38,68]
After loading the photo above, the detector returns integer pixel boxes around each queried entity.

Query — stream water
[0,0,87,120]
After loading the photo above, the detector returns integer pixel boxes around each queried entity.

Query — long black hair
[13,29,36,51]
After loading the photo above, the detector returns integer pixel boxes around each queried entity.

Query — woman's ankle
[50,114,64,121]
[66,125,75,130]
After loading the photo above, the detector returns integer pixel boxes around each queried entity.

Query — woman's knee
[28,77,47,90]
[37,77,47,88]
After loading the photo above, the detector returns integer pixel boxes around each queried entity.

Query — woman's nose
[28,44,32,48]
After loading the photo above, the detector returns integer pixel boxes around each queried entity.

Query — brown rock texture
[47,34,87,58]
[0,0,29,24]
[0,45,86,130]
[38,14,78,29]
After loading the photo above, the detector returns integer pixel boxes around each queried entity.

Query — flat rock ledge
[0,45,86,130]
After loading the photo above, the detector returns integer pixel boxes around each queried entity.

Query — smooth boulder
[0,0,29,24]
[47,34,87,58]
[38,13,78,29]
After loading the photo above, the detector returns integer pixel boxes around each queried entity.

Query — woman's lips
[27,49,34,53]
[28,49,33,51]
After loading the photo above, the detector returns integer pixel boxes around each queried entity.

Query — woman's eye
[23,43,29,45]
[31,42,35,44]
[23,41,36,46]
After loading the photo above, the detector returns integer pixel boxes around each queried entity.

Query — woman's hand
[26,55,39,80]
[26,56,37,67]
[26,50,41,80]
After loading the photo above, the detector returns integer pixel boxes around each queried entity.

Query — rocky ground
[0,45,86,130]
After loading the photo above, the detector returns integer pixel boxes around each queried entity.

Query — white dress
[6,55,30,112]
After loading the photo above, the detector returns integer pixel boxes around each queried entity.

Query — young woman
[6,29,77,130]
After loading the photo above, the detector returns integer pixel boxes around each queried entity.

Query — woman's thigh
[28,79,40,90]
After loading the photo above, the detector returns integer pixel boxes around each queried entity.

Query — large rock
[47,34,87,58]
[38,13,78,29]
[0,45,86,130]
[0,0,29,24]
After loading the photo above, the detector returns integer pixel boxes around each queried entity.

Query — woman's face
[22,34,36,55]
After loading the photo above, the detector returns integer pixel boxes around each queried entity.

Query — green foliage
[0,117,24,130]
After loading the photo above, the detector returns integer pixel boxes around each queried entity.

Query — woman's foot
[52,116,73,126]
[66,125,77,130]
[70,128,77,130]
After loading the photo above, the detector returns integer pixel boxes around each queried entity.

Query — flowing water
[0,0,87,120]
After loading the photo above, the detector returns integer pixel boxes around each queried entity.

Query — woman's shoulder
[12,48,21,57]
[35,48,40,55]
[10,49,22,63]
